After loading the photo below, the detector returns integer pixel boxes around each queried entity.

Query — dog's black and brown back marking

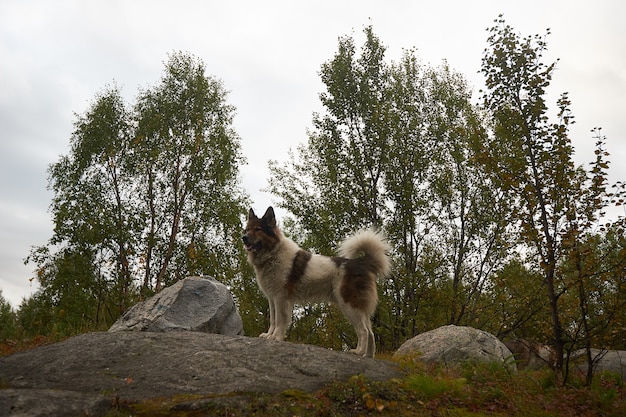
[332,256,375,311]
[286,250,312,295]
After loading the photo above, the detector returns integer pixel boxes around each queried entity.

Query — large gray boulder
[0,332,400,416]
[394,325,516,372]
[109,276,243,335]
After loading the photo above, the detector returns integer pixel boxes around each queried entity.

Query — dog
[242,206,391,357]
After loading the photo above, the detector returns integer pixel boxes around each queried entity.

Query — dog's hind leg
[354,317,375,358]
[352,320,372,357]
[365,322,375,358]
[341,305,375,358]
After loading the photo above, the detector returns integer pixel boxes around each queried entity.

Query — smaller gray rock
[109,276,243,335]
[570,349,626,380]
[394,325,516,372]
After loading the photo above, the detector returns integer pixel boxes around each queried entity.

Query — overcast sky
[1,0,625,307]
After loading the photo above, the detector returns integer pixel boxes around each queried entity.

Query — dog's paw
[349,348,366,357]
[259,332,270,338]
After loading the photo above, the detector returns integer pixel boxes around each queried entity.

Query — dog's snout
[242,235,249,244]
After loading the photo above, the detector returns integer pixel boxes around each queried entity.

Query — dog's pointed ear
[261,206,276,227]
[248,208,257,221]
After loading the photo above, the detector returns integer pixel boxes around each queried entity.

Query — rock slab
[394,325,517,372]
[108,276,243,335]
[0,331,400,416]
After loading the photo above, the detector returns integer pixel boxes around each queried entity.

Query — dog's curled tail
[339,229,392,278]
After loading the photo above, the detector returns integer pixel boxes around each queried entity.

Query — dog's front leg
[259,298,277,338]
[267,298,292,341]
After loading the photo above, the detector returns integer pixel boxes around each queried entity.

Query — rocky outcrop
[394,325,517,372]
[0,331,400,416]
[570,348,626,379]
[109,276,243,335]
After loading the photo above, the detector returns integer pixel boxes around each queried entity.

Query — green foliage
[478,15,626,381]
[268,26,512,350]
[481,258,550,340]
[24,51,250,335]
[289,303,357,351]
[133,52,248,291]
[22,248,118,337]
[404,372,466,401]
[15,292,55,337]
[0,291,17,341]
